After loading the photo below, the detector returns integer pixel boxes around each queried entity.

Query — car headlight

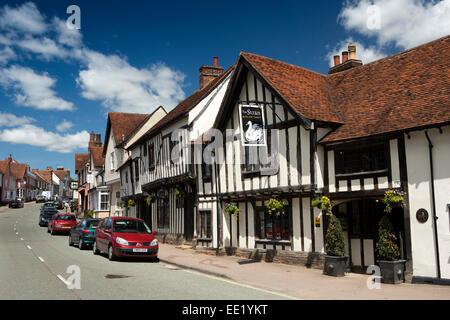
[115,237,129,245]
[150,239,158,246]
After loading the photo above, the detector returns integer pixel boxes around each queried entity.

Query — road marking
[26,245,32,250]
[38,257,45,262]
[20,238,24,241]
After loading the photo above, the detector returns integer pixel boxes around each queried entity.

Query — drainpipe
[424,130,441,279]
[213,151,221,255]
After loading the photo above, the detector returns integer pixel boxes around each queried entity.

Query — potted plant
[375,215,406,284]
[120,201,127,209]
[266,198,287,216]
[224,203,239,219]
[382,190,406,213]
[312,196,348,277]
[128,199,135,207]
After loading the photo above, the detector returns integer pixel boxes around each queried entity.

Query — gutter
[424,130,441,279]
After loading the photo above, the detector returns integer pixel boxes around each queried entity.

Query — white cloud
[0,124,89,153]
[0,112,35,127]
[339,0,450,49]
[327,38,387,66]
[0,2,47,34]
[0,65,75,111]
[16,36,69,60]
[56,120,73,132]
[77,50,185,113]
[52,17,83,48]
[0,46,16,64]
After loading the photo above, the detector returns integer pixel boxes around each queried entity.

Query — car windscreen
[56,215,76,221]
[113,220,151,234]
[86,220,99,228]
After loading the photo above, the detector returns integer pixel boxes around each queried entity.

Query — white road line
[26,245,32,250]
[38,257,45,263]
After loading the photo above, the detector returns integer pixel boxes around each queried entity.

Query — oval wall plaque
[416,208,429,223]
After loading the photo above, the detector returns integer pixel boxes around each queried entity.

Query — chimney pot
[90,132,95,141]
[348,44,356,60]
[333,55,341,66]
[342,51,349,63]
[213,56,219,67]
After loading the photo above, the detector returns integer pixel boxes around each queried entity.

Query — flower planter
[324,256,348,277]
[377,260,406,284]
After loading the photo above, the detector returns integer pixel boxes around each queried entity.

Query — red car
[48,213,77,235]
[93,217,158,261]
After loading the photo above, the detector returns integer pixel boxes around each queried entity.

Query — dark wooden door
[184,192,194,242]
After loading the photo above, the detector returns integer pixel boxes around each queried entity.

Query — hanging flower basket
[175,188,186,199]
[128,199,135,207]
[266,198,287,216]
[225,203,239,219]
[382,190,406,213]
[312,196,332,215]
[120,201,127,209]
[146,195,156,206]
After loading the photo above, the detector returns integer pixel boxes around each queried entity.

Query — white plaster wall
[406,127,450,279]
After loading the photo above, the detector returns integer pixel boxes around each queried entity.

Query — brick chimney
[328,44,363,75]
[46,166,53,171]
[89,132,102,148]
[199,56,224,90]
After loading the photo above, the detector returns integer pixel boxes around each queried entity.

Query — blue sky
[0,0,449,178]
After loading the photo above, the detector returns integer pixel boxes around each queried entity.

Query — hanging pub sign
[239,104,266,146]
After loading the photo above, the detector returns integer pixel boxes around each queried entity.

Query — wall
[405,126,450,280]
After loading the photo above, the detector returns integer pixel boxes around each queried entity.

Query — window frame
[198,210,212,240]
[254,205,291,242]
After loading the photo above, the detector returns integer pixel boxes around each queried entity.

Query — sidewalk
[158,243,450,300]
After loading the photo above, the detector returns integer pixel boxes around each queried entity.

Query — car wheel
[78,239,84,250]
[47,228,50,234]
[93,240,100,255]
[68,235,73,246]
[50,229,55,235]
[108,245,116,261]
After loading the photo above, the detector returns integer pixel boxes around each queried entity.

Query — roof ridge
[328,34,450,77]
[240,51,327,77]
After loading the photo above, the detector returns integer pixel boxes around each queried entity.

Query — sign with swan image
[239,104,266,146]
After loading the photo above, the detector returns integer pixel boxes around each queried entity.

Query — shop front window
[255,208,290,241]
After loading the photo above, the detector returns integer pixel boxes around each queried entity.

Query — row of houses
[75,35,450,284]
[0,154,74,204]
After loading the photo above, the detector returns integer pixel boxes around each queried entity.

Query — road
[0,203,288,300]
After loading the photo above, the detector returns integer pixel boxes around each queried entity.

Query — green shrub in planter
[325,214,346,257]
[146,195,156,206]
[376,215,400,261]
[375,215,405,284]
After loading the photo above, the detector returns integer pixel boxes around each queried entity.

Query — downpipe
[424,130,441,279]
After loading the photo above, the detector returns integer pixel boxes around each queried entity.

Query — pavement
[157,239,450,300]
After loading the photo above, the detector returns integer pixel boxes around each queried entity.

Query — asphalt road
[0,203,288,300]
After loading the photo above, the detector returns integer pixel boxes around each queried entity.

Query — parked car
[93,217,158,261]
[41,202,56,213]
[47,213,77,235]
[39,207,58,226]
[36,195,46,203]
[9,198,24,208]
[69,219,100,249]
[54,201,64,210]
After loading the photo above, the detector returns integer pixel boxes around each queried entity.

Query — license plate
[133,248,148,253]
[62,226,71,229]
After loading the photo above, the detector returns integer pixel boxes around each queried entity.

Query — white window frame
[110,151,115,171]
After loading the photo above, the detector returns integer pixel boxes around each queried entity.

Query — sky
[0,0,449,178]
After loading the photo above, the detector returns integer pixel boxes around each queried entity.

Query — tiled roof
[129,64,236,149]
[108,112,149,146]
[0,159,9,174]
[37,170,52,183]
[75,153,89,171]
[240,52,342,124]
[322,35,450,143]
[54,169,69,181]
[90,146,104,168]
[10,161,27,179]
